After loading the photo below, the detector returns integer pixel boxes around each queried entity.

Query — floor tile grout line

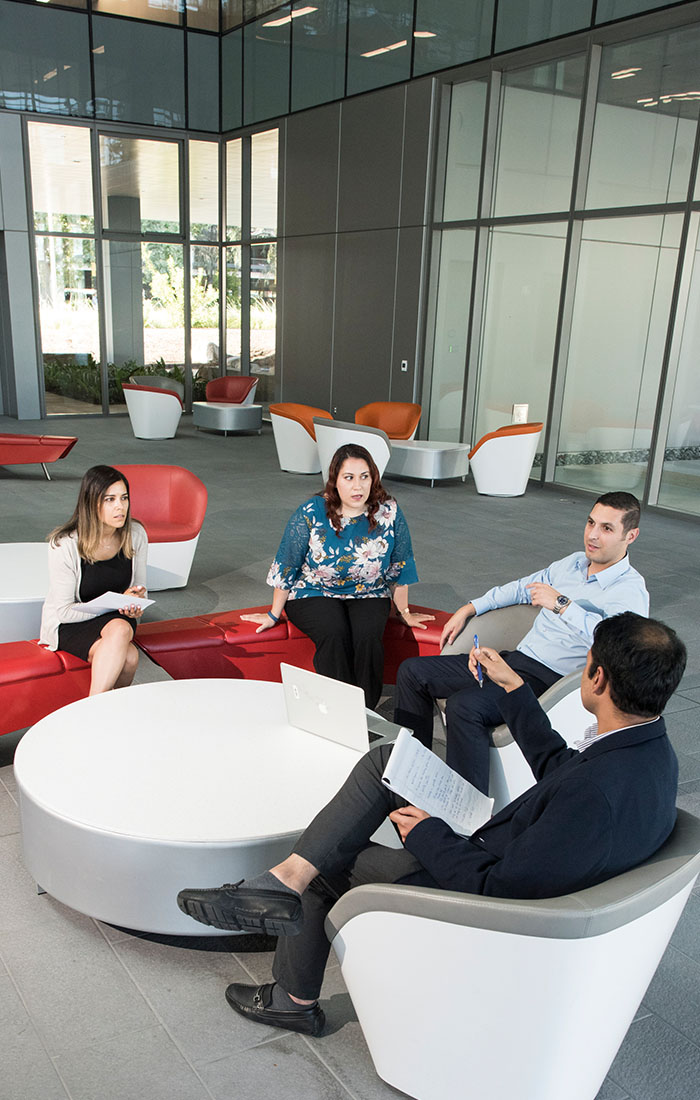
[92,918,221,1100]
[0,939,74,1100]
[299,1032,366,1100]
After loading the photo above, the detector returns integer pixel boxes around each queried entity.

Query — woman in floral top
[242,443,433,708]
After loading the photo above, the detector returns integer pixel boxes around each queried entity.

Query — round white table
[15,679,369,935]
[0,542,49,642]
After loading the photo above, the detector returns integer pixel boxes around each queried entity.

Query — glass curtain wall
[27,117,278,413]
[428,21,700,516]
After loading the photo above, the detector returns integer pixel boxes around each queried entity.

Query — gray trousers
[272,744,430,1000]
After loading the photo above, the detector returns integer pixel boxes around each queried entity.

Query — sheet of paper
[70,591,154,615]
[382,728,493,837]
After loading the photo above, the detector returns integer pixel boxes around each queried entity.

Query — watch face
[556,595,568,607]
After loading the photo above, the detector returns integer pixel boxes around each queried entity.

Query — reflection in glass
[427,229,475,442]
[555,215,682,495]
[226,138,242,240]
[222,28,243,131]
[475,224,567,446]
[347,0,411,96]
[222,0,243,32]
[100,136,181,235]
[186,0,219,31]
[225,245,242,370]
[243,7,290,124]
[250,243,276,400]
[596,0,681,22]
[493,57,585,217]
[190,244,220,370]
[92,15,185,127]
[495,0,591,53]
[658,216,700,515]
[28,122,94,234]
[142,242,185,365]
[36,236,100,414]
[587,28,700,209]
[92,0,183,25]
[413,0,493,77]
[291,0,346,112]
[188,32,219,131]
[251,130,278,238]
[0,2,91,117]
[442,81,488,222]
[190,140,219,241]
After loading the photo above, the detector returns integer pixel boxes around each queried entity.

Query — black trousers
[285,596,391,710]
[272,743,432,1000]
[394,650,560,795]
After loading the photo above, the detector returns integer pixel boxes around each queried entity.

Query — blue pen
[474,633,483,688]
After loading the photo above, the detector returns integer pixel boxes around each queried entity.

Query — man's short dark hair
[589,613,686,717]
[594,491,641,534]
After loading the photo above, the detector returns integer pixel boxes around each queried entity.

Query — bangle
[399,608,410,617]
[267,610,280,623]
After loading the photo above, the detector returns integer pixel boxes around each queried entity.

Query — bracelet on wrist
[267,610,280,623]
[399,608,410,617]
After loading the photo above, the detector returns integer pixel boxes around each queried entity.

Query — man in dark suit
[178,612,686,1037]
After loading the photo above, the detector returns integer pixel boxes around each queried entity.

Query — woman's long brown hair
[323,444,389,535]
[49,465,135,563]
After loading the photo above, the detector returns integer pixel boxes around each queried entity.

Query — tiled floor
[1,412,699,1100]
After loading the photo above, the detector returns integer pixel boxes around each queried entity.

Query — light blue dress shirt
[471,552,649,676]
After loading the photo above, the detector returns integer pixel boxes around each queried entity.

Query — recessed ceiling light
[361,39,407,58]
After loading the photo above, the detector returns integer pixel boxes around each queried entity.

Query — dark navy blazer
[404,683,678,899]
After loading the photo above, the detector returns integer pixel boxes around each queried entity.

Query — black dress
[58,551,138,661]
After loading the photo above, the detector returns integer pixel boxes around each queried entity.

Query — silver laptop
[280,663,399,753]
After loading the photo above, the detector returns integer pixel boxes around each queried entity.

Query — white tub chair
[268,403,332,474]
[122,383,183,440]
[469,421,543,496]
[314,418,392,482]
[326,809,700,1100]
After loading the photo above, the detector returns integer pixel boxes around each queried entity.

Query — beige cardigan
[39,522,148,651]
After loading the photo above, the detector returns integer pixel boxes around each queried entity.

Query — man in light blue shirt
[394,492,649,792]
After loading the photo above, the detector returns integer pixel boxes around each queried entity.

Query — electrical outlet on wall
[400,360,408,372]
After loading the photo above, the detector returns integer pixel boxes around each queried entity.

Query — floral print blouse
[267,495,418,600]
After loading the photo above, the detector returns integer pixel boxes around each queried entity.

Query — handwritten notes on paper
[382,728,494,837]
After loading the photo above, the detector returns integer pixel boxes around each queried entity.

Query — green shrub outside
[43,356,208,405]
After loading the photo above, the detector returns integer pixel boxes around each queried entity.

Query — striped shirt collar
[574,715,660,753]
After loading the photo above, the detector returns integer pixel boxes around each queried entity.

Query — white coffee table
[15,679,383,935]
[386,440,470,487]
[0,542,49,642]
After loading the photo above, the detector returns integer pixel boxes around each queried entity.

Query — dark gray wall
[279,78,434,421]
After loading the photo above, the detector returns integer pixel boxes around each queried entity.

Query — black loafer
[176,880,303,935]
[225,982,325,1036]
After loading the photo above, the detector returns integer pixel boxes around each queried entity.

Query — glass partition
[28,122,94,234]
[346,0,412,96]
[291,0,346,112]
[243,6,290,124]
[474,222,567,444]
[442,81,488,222]
[586,28,700,209]
[225,244,242,369]
[191,244,220,373]
[555,214,682,494]
[92,16,185,127]
[101,136,181,236]
[250,242,276,400]
[92,0,183,25]
[226,137,243,241]
[492,56,585,217]
[413,0,493,77]
[657,214,700,515]
[251,129,278,238]
[426,229,475,441]
[0,2,91,116]
[189,140,219,241]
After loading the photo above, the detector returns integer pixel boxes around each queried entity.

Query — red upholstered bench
[0,641,91,737]
[136,604,450,684]
[0,433,77,481]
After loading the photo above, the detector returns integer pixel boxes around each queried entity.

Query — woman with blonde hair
[40,464,148,695]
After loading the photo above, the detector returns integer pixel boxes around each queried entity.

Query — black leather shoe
[176,880,303,935]
[225,982,325,1036]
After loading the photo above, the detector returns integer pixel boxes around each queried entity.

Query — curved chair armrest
[325,810,700,942]
[440,604,540,657]
[491,668,582,749]
[312,417,392,450]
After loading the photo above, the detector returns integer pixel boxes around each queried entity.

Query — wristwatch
[552,595,570,615]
